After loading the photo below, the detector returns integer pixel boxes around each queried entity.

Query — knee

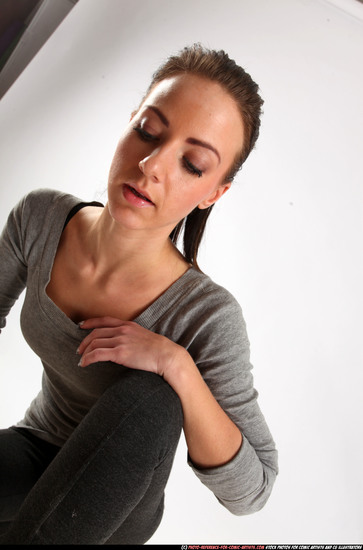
[101,369,183,451]
[139,371,183,446]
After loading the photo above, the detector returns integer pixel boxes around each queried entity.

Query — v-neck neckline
[37,194,201,337]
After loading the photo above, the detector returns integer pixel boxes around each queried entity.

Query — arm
[78,297,278,515]
[0,188,82,333]
[78,322,242,466]
[0,196,28,333]
[182,292,278,514]
[163,346,243,469]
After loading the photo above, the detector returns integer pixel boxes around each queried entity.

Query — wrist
[161,343,199,392]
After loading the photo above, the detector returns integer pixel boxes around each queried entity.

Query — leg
[1,370,183,545]
[0,427,60,532]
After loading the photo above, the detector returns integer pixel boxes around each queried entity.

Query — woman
[0,44,278,544]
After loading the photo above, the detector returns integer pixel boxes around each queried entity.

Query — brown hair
[145,44,264,270]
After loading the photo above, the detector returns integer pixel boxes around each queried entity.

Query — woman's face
[107,73,244,235]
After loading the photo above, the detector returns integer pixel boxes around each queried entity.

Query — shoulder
[17,188,83,217]
[179,268,244,324]
[5,189,85,262]
[160,268,249,356]
[10,188,86,238]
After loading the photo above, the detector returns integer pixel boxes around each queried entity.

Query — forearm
[163,346,242,469]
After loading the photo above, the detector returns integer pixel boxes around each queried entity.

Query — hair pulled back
[145,44,264,270]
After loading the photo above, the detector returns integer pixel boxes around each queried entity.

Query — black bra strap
[63,201,103,230]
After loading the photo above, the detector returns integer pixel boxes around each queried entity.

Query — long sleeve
[0,195,28,333]
[144,276,279,516]
[185,290,278,515]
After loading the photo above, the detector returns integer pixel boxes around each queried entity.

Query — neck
[80,204,185,281]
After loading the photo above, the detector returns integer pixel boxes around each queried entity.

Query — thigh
[0,427,60,523]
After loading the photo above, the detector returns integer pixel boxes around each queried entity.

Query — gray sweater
[0,188,278,516]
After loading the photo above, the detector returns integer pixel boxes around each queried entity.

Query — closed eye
[183,157,203,178]
[134,126,202,177]
[133,126,159,142]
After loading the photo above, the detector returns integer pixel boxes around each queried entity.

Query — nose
[138,149,164,183]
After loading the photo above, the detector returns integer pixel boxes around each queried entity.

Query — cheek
[108,151,122,182]
[108,137,134,180]
[170,182,207,213]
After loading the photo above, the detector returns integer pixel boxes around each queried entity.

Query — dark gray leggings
[0,369,183,545]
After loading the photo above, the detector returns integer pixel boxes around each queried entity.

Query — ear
[198,182,231,210]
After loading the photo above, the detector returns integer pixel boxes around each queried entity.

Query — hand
[77,316,183,377]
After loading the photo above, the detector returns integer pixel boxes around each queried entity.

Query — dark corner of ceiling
[0,0,79,100]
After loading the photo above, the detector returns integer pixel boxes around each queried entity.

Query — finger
[77,327,119,354]
[79,317,129,330]
[81,336,121,357]
[79,347,121,368]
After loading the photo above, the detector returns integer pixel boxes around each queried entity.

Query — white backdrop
[0,0,362,544]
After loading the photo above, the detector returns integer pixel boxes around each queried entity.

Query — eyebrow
[146,105,169,127]
[186,138,220,164]
[146,105,221,164]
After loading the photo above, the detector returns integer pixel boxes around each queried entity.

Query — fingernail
[78,321,84,327]
[78,359,83,367]
[76,347,80,355]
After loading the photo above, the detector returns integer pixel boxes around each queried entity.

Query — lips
[128,185,153,203]
[123,184,155,207]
